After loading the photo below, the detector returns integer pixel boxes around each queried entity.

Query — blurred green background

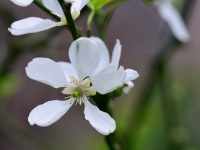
[0,0,200,150]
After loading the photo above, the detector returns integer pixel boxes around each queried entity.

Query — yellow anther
[70,76,79,86]
[86,89,96,96]
[62,87,73,94]
[82,78,90,88]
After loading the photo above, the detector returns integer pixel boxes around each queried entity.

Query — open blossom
[9,0,89,35]
[90,36,139,94]
[155,0,190,42]
[25,37,138,135]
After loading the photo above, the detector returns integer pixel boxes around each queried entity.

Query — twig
[58,0,78,40]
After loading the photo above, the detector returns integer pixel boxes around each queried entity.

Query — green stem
[58,0,79,40]
[34,1,84,38]
[86,10,95,37]
[87,10,95,30]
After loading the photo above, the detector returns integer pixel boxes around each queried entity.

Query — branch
[58,0,79,40]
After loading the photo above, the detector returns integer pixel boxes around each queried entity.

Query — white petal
[28,99,75,127]
[90,36,110,68]
[8,17,56,36]
[42,0,64,16]
[124,69,139,82]
[84,97,116,135]
[11,0,33,6]
[26,58,69,88]
[57,62,78,83]
[111,39,121,70]
[69,37,100,80]
[91,64,126,94]
[63,0,90,20]
[67,0,90,12]
[123,81,134,94]
[156,1,190,43]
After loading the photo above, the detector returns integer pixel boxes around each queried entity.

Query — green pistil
[71,87,83,98]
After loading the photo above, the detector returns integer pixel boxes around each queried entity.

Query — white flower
[155,0,190,43]
[8,0,90,35]
[89,36,139,94]
[10,0,33,6]
[26,37,127,135]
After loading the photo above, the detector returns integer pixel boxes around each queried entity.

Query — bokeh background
[0,0,200,149]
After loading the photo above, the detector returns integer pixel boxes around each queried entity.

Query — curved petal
[28,99,75,127]
[73,0,90,12]
[91,64,126,94]
[26,58,69,88]
[69,37,100,80]
[90,36,110,68]
[8,17,56,36]
[156,1,190,43]
[57,61,78,83]
[65,0,89,12]
[84,97,116,135]
[124,69,139,82]
[111,39,121,70]
[123,81,134,94]
[42,0,64,16]
[10,0,33,6]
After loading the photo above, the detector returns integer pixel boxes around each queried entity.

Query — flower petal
[69,37,100,80]
[90,36,110,68]
[91,64,126,94]
[42,0,64,16]
[124,69,139,82]
[156,1,190,43]
[10,0,33,6]
[65,0,90,12]
[28,99,75,127]
[8,17,56,36]
[123,81,134,94]
[57,62,78,83]
[84,97,116,135]
[111,39,121,70]
[26,58,69,88]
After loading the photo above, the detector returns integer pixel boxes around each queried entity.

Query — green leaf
[88,0,114,10]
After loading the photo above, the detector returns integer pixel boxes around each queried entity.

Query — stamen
[82,78,91,88]
[62,87,73,95]
[70,76,79,86]
[64,96,72,99]
[86,89,96,96]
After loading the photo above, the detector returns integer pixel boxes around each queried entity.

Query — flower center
[62,76,96,105]
[72,87,83,98]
